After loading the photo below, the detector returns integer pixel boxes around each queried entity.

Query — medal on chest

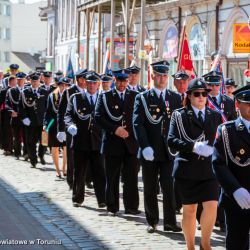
[165,101,171,118]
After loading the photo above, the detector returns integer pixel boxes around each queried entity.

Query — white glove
[193,141,213,157]
[67,125,77,136]
[142,147,154,161]
[23,118,31,126]
[233,188,250,209]
[57,132,66,142]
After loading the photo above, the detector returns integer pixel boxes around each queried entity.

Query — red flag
[178,27,196,78]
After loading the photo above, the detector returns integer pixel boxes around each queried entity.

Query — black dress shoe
[23,154,29,161]
[31,163,36,168]
[107,211,117,216]
[4,151,12,156]
[124,209,141,215]
[164,224,182,232]
[73,202,82,207]
[147,224,157,233]
[15,156,20,160]
[98,203,106,208]
[40,157,46,165]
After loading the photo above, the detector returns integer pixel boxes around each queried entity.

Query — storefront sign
[233,23,250,53]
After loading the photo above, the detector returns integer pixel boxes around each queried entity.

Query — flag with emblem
[103,43,114,88]
[66,54,74,79]
[177,22,196,79]
[210,53,225,94]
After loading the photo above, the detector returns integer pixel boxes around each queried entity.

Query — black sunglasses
[192,91,208,97]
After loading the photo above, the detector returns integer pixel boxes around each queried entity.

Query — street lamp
[116,22,125,37]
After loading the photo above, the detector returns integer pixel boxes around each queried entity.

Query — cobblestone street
[0,151,226,250]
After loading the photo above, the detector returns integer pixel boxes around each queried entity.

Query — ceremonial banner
[233,23,250,53]
[210,53,226,94]
[177,27,196,78]
[66,55,74,79]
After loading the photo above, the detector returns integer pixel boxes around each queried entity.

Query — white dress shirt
[153,87,167,99]
[86,91,97,105]
[115,88,126,100]
[191,105,206,121]
[241,116,250,133]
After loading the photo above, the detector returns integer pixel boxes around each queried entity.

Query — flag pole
[177,12,187,71]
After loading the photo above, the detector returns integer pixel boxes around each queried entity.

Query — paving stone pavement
[0,151,226,250]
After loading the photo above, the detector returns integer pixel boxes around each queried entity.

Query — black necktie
[120,93,124,102]
[160,92,164,103]
[181,93,185,102]
[90,95,94,107]
[212,97,218,106]
[198,111,204,125]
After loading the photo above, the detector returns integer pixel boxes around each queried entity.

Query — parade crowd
[0,58,249,250]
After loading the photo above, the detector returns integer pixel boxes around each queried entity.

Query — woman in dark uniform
[167,78,222,250]
[44,77,71,178]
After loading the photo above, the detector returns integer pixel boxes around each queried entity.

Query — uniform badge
[152,115,157,119]
[156,108,160,113]
[115,105,119,109]
[235,156,241,161]
[238,124,244,131]
[240,149,245,155]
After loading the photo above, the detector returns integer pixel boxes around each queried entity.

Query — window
[3,28,10,40]
[4,52,10,62]
[3,5,11,16]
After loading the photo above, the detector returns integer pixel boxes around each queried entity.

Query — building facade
[11,0,47,72]
[133,0,250,87]
[40,0,249,86]
[0,0,11,71]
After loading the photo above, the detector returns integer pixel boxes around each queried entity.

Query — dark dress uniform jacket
[133,88,182,161]
[57,85,80,132]
[64,92,101,151]
[5,87,22,126]
[95,88,139,156]
[209,94,237,121]
[0,87,10,110]
[127,84,146,93]
[213,118,250,205]
[44,91,61,134]
[19,86,48,127]
[168,105,222,180]
[40,84,57,94]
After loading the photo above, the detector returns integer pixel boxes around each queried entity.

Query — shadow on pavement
[0,178,109,250]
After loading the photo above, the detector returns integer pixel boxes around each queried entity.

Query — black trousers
[224,205,250,250]
[72,150,106,204]
[142,159,176,226]
[25,126,46,165]
[1,111,13,152]
[12,124,27,157]
[105,153,139,213]
[66,133,74,188]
